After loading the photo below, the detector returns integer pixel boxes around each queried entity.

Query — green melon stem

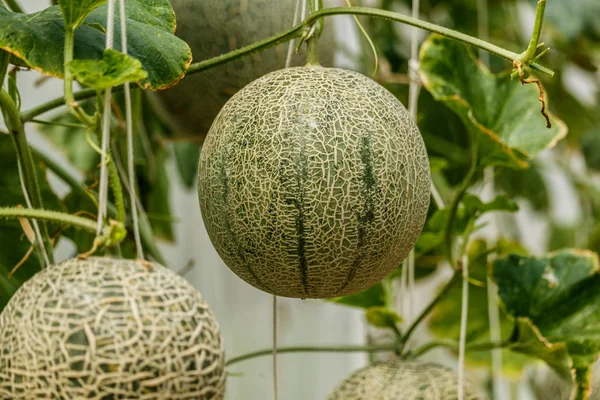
[20,6,555,121]
[306,35,321,66]
[518,0,547,64]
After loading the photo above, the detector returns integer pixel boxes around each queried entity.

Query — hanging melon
[327,361,487,399]
[153,0,337,137]
[197,66,431,299]
[0,257,226,399]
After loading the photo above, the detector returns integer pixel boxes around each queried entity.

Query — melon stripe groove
[218,155,267,291]
[293,125,310,298]
[340,134,378,294]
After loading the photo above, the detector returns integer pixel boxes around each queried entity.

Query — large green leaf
[419,34,568,169]
[0,135,62,311]
[493,249,600,390]
[0,0,190,90]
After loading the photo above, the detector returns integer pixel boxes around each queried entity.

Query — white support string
[476,0,506,397]
[404,0,421,336]
[118,0,144,260]
[96,0,116,236]
[458,251,469,400]
[272,295,279,400]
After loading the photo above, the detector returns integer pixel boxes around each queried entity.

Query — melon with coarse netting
[197,66,431,299]
[0,257,226,399]
[327,361,487,399]
[153,0,337,137]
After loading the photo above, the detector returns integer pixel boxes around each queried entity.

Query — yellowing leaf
[419,35,568,169]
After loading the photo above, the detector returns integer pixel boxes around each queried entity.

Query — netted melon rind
[327,361,488,400]
[154,0,337,136]
[198,66,431,299]
[0,257,226,399]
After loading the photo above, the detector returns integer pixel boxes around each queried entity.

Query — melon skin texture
[154,0,337,136]
[0,257,226,399]
[198,66,431,299]
[327,361,487,400]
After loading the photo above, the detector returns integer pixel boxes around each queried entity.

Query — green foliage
[0,0,190,90]
[172,142,201,189]
[419,34,567,169]
[329,283,387,309]
[66,49,147,90]
[494,249,600,388]
[365,307,402,329]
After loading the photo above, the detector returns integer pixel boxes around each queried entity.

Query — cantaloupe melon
[0,257,226,399]
[197,66,431,299]
[154,0,337,137]
[327,361,487,399]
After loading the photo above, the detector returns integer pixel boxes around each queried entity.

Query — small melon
[327,361,487,399]
[197,66,431,299]
[0,257,226,399]
[154,0,337,137]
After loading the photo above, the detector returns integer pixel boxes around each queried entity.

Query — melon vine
[0,0,599,399]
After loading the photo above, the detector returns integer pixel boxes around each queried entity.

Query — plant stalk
[0,51,9,87]
[444,141,478,269]
[408,338,510,359]
[0,89,54,265]
[3,0,24,13]
[19,5,555,121]
[0,206,98,232]
[63,26,94,126]
[226,344,396,367]
[519,0,546,63]
[398,269,462,352]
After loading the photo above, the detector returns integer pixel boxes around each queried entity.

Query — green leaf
[581,129,600,171]
[139,147,174,241]
[329,283,386,309]
[0,0,191,90]
[58,0,106,29]
[493,249,600,388]
[67,49,147,90]
[365,306,402,329]
[509,317,573,380]
[495,163,549,211]
[172,141,201,189]
[462,193,519,216]
[0,135,62,311]
[419,34,568,169]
